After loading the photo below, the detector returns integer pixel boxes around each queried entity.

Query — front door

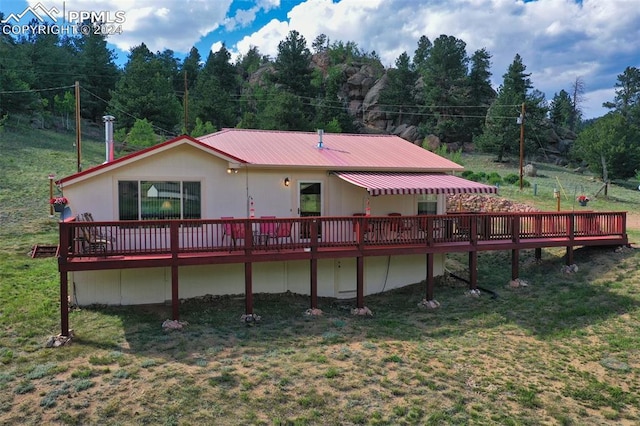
[298,182,322,239]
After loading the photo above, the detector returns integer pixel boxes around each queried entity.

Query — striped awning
[333,172,498,196]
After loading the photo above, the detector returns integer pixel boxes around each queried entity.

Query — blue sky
[2,0,639,119]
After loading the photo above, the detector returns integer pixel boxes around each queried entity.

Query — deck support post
[170,222,180,320]
[426,253,434,300]
[245,262,253,314]
[511,249,519,280]
[310,219,319,310]
[535,248,542,261]
[60,271,69,337]
[468,251,478,290]
[356,256,364,308]
[171,265,179,320]
[310,258,318,309]
[565,247,574,265]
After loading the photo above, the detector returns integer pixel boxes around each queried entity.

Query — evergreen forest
[1,17,639,179]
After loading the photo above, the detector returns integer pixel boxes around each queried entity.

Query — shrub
[487,172,503,186]
[503,173,520,185]
[502,173,531,187]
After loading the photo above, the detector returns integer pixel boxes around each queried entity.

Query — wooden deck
[57,212,628,336]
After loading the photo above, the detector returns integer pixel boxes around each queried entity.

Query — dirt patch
[627,212,640,231]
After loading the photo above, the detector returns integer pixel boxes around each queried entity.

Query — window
[417,194,437,215]
[118,180,201,220]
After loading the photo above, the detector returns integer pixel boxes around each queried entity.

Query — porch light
[284,177,290,187]
[227,168,238,174]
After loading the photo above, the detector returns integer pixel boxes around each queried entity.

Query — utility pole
[183,71,189,134]
[518,102,525,191]
[75,80,82,172]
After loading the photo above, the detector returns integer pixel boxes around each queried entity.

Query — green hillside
[0,121,104,247]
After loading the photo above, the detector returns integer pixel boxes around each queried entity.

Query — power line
[0,84,74,94]
[80,86,178,136]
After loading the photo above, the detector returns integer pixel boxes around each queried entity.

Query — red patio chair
[221,217,245,249]
[387,213,412,239]
[270,221,293,248]
[352,213,374,241]
[230,222,246,249]
[259,216,277,237]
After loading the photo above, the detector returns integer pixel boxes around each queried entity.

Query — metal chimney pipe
[102,115,115,163]
[317,129,324,149]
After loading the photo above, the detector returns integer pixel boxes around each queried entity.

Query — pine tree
[467,48,495,138]
[191,45,239,130]
[273,30,313,98]
[379,52,418,125]
[476,54,547,162]
[603,66,640,123]
[418,35,469,143]
[108,43,182,134]
[550,90,573,128]
[75,26,119,122]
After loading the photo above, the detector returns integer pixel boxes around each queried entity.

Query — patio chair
[230,223,246,248]
[221,216,234,242]
[387,213,412,239]
[269,221,293,248]
[418,215,445,240]
[352,213,374,241]
[75,213,112,254]
[221,217,246,250]
[258,216,277,248]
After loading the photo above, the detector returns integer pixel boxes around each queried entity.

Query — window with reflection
[118,180,201,220]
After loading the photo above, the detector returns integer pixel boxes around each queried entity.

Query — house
[57,128,500,308]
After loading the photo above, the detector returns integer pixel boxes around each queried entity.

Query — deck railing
[60,212,627,258]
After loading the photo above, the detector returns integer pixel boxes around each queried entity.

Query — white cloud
[235,18,291,61]
[223,0,281,31]
[28,0,638,119]
[230,0,639,118]
[29,0,233,53]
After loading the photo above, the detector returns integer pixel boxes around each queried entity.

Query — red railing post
[470,215,478,246]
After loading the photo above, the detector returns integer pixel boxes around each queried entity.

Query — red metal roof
[198,129,463,171]
[334,172,498,196]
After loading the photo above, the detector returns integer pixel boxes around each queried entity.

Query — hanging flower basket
[576,195,589,206]
[50,196,68,212]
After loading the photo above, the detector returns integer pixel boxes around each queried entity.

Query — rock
[446,194,540,213]
[462,142,475,153]
[466,289,481,297]
[399,125,420,143]
[424,134,441,151]
[351,306,373,316]
[446,142,461,152]
[362,73,388,114]
[162,319,188,330]
[524,163,537,177]
[418,299,441,309]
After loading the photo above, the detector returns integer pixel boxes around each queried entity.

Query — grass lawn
[1,124,640,425]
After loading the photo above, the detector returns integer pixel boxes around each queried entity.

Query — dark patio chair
[75,213,112,254]
[387,213,412,239]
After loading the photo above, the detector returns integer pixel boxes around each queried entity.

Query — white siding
[64,143,447,306]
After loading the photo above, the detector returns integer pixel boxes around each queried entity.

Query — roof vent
[102,115,116,163]
[317,129,324,149]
